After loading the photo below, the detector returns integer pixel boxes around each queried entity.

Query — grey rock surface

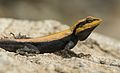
[0,18,120,73]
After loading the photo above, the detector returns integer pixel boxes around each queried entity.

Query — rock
[0,18,120,73]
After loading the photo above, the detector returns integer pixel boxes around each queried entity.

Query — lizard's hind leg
[16,44,40,55]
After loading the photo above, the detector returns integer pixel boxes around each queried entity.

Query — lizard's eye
[86,18,94,23]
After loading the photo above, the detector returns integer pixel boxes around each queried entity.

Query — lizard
[0,16,102,55]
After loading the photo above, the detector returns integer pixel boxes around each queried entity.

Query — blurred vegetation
[0,0,120,40]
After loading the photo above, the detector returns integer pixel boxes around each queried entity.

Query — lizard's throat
[76,25,98,41]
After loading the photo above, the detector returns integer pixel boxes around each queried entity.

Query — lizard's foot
[77,53,91,58]
[54,49,91,58]
[54,49,79,58]
[10,32,31,39]
[16,44,40,56]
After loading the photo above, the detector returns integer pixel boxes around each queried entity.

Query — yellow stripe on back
[15,29,72,42]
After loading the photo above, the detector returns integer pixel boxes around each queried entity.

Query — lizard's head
[71,16,102,41]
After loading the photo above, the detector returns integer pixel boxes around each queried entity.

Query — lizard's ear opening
[77,26,97,41]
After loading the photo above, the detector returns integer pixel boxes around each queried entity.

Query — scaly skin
[0,16,102,54]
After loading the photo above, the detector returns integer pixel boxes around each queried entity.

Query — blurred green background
[0,0,120,40]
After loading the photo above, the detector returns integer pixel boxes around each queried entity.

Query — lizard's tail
[0,40,23,52]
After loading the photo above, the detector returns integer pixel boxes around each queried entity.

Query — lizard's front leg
[54,41,78,58]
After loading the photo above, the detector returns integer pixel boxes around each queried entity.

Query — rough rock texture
[0,18,120,73]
